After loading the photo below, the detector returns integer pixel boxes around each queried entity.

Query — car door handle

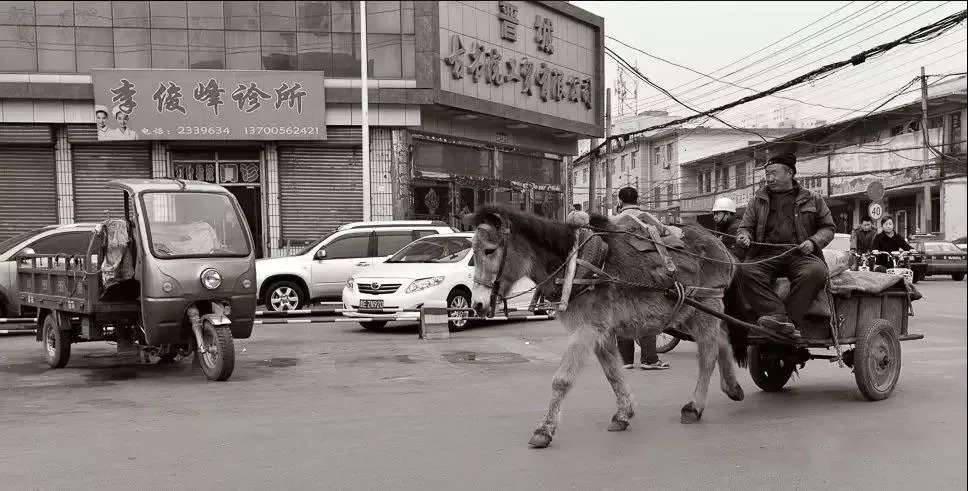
[356,262,370,266]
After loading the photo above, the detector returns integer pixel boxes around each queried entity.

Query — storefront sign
[92,69,327,141]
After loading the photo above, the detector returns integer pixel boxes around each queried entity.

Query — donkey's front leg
[682,317,720,424]
[529,327,597,448]
[595,333,635,432]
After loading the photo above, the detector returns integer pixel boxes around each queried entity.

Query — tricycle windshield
[141,192,250,258]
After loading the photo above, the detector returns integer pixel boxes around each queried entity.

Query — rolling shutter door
[277,145,363,242]
[72,144,151,222]
[0,146,57,241]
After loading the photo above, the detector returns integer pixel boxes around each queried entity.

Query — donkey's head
[466,208,530,318]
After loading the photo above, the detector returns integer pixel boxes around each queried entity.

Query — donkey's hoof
[680,402,703,424]
[607,417,630,432]
[528,429,553,448]
[727,384,745,402]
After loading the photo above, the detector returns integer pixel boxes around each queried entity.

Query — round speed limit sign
[868,202,884,221]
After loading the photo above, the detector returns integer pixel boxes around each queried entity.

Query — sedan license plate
[359,299,384,310]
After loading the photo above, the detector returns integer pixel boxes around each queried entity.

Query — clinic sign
[92,69,327,141]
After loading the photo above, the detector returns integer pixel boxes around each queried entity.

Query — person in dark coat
[736,152,836,338]
[871,216,913,271]
[711,196,745,261]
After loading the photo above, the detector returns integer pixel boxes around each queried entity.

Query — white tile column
[369,128,395,221]
[54,125,74,224]
[263,142,282,257]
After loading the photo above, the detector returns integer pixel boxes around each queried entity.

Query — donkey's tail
[725,318,749,368]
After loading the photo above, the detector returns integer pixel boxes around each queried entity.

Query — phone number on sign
[244,126,322,136]
[177,126,231,136]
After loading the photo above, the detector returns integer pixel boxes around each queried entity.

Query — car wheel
[447,289,473,332]
[264,280,306,312]
[953,273,965,282]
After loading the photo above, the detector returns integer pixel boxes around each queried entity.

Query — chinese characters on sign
[534,15,554,54]
[92,70,326,141]
[498,1,520,42]
[443,34,592,109]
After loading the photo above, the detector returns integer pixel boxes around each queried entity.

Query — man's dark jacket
[850,227,877,252]
[738,183,836,258]
[716,217,745,260]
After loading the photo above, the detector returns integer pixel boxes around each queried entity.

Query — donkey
[467,206,747,448]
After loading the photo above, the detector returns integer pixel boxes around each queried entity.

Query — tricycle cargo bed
[16,254,140,317]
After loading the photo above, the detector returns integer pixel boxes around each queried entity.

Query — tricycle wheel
[42,314,71,369]
[854,319,901,401]
[748,344,795,392]
[656,332,681,354]
[195,321,235,381]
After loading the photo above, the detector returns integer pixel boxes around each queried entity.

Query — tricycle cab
[109,178,257,345]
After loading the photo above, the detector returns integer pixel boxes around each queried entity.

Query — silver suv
[0,223,97,317]
[256,221,457,311]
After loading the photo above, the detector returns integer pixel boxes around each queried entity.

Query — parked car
[256,221,457,311]
[952,236,967,252]
[341,233,548,331]
[911,239,967,281]
[0,223,97,317]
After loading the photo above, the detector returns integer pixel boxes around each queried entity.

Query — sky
[571,1,968,129]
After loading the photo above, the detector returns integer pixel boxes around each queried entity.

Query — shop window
[113,27,150,68]
[261,1,295,31]
[630,151,637,169]
[297,31,334,72]
[150,2,187,29]
[34,1,72,26]
[189,29,225,69]
[414,141,491,178]
[37,26,76,72]
[225,30,261,70]
[188,1,224,30]
[298,1,332,32]
[112,1,149,28]
[151,28,189,69]
[76,27,114,69]
[367,1,402,33]
[331,32,360,77]
[261,31,297,70]
[367,34,402,78]
[331,0,356,33]
[666,184,673,205]
[224,1,260,30]
[0,25,36,72]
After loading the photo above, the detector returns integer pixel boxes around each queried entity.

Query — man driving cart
[735,152,836,339]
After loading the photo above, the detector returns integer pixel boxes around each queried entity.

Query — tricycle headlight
[200,268,222,290]
[345,278,355,291]
[406,276,445,294]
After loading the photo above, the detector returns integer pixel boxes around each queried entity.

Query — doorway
[227,185,263,258]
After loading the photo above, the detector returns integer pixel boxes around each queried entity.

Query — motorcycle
[850,251,875,272]
[872,250,916,283]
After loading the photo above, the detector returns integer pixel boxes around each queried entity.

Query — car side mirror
[315,249,327,260]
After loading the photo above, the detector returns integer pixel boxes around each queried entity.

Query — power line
[578,9,968,165]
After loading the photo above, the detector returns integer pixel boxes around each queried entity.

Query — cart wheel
[656,332,681,354]
[195,321,235,381]
[854,319,901,401]
[748,344,795,392]
[42,314,71,369]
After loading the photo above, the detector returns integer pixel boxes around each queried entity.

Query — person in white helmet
[712,196,744,261]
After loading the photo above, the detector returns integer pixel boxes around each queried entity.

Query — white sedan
[341,233,551,330]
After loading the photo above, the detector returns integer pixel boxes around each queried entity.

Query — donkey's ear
[478,211,505,231]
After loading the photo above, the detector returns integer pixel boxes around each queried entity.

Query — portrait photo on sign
[95,104,139,141]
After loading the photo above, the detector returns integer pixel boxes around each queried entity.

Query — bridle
[472,223,511,317]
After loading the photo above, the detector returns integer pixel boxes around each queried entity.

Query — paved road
[1,279,965,490]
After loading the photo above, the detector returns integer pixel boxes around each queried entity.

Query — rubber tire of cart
[195,321,235,382]
[854,319,901,401]
[360,321,388,331]
[42,314,71,369]
[952,273,965,282]
[747,344,795,392]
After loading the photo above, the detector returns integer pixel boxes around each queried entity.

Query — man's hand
[799,240,815,255]
[737,232,751,248]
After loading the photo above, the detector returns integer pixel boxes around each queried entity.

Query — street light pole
[919,66,932,234]
[360,1,372,221]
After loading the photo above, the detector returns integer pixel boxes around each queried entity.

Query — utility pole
[919,66,932,234]
[588,144,599,214]
[604,88,613,214]
[360,0,371,220]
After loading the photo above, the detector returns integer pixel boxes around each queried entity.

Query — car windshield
[141,192,250,258]
[0,228,47,254]
[387,236,471,263]
[924,242,962,252]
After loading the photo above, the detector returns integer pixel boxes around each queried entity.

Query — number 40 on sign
[868,202,884,221]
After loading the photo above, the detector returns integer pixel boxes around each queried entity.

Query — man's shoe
[757,315,802,339]
[623,363,635,369]
[642,361,670,370]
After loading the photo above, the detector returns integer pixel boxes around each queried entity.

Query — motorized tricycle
[16,179,256,381]
[872,250,916,283]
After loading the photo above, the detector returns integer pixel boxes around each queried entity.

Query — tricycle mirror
[315,249,327,260]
